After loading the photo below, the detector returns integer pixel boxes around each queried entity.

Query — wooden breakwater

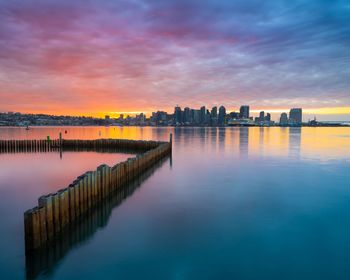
[25,157,168,280]
[0,138,163,153]
[21,136,172,252]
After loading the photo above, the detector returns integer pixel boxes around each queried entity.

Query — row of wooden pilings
[0,138,163,153]
[25,157,167,280]
[24,137,172,252]
[0,139,62,153]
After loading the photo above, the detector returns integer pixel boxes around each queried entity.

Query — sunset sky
[0,0,349,120]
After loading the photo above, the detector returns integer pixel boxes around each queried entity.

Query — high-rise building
[259,111,265,122]
[183,107,190,123]
[206,109,211,125]
[211,106,218,126]
[211,107,217,118]
[265,113,271,122]
[200,106,206,124]
[289,108,302,125]
[280,113,288,126]
[193,110,201,124]
[218,106,226,126]
[174,106,182,124]
[240,105,250,119]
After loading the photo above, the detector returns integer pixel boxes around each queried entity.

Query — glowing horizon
[0,0,349,119]
[5,106,350,120]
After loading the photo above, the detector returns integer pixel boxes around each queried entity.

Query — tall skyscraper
[289,108,302,125]
[174,106,182,124]
[259,111,265,121]
[211,106,218,126]
[265,113,271,122]
[193,110,201,124]
[218,106,226,126]
[240,105,250,119]
[211,107,218,118]
[184,107,190,123]
[200,106,206,124]
[280,113,288,126]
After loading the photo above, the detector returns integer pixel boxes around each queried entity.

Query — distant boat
[25,126,30,130]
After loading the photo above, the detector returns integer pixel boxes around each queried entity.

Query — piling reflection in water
[25,156,170,280]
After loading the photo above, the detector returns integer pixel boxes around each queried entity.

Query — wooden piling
[24,208,41,251]
[58,189,69,230]
[38,195,54,241]
[68,185,76,223]
[52,193,61,235]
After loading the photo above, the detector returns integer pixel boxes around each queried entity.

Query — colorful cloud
[0,0,349,118]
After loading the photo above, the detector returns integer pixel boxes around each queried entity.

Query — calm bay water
[0,126,350,279]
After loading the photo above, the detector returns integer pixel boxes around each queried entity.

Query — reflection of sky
[0,127,350,279]
[0,0,349,118]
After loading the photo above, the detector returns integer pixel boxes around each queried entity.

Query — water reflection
[289,127,302,159]
[239,127,249,158]
[1,127,350,279]
[25,156,170,280]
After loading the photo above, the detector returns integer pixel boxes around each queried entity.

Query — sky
[0,0,349,120]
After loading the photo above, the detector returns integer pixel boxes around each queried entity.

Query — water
[0,126,350,279]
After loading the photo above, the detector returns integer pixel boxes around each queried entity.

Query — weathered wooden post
[58,189,69,230]
[91,171,97,205]
[87,172,92,209]
[59,132,62,147]
[73,180,80,219]
[78,176,85,215]
[24,208,41,251]
[38,207,47,244]
[52,193,61,235]
[38,195,54,241]
[68,185,76,222]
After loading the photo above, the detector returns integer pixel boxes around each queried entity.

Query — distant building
[289,108,302,125]
[206,109,211,125]
[211,107,217,118]
[280,113,288,126]
[174,106,182,124]
[265,113,271,122]
[105,115,110,120]
[211,106,218,126]
[183,107,191,123]
[193,110,201,124]
[240,105,250,119]
[229,112,239,119]
[259,111,265,122]
[218,106,226,126]
[200,106,206,124]
[151,111,168,125]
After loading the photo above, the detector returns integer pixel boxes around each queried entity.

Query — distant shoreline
[0,124,349,128]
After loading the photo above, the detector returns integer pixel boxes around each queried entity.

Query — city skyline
[0,0,350,120]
